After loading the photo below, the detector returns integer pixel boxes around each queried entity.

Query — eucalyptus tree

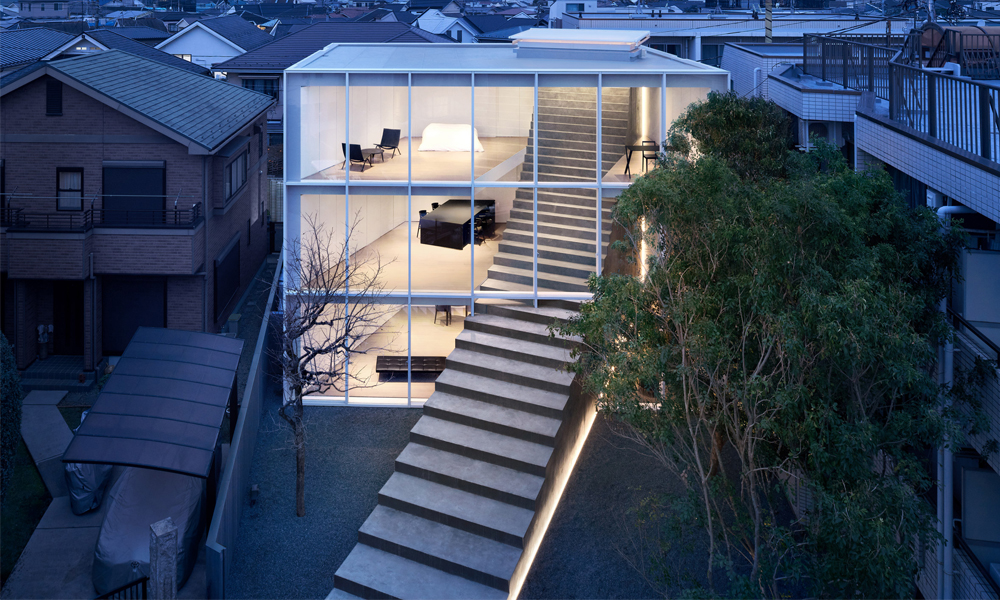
[562,92,987,598]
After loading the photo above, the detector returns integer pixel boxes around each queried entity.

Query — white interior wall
[349,86,409,152]
[300,86,346,179]
[666,87,711,132]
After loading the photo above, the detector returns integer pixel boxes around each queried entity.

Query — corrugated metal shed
[62,327,244,478]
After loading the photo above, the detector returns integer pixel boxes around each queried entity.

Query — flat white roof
[287,42,727,74]
[509,29,650,44]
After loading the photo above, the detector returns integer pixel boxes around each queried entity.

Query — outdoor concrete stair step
[425,390,563,446]
[462,312,581,349]
[478,302,579,326]
[525,145,624,161]
[358,505,521,592]
[479,277,580,295]
[410,416,553,478]
[512,199,612,218]
[493,252,596,281]
[505,217,612,241]
[518,172,594,184]
[537,113,628,126]
[515,188,598,201]
[446,347,576,394]
[503,229,606,254]
[536,164,597,178]
[456,327,571,370]
[486,264,589,293]
[497,239,601,266]
[334,543,507,600]
[433,369,569,419]
[378,471,536,547]
[325,587,363,600]
[396,443,544,510]
[509,208,607,230]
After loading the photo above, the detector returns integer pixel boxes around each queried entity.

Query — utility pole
[765,0,772,42]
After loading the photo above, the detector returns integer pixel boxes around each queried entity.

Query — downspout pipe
[935,204,974,600]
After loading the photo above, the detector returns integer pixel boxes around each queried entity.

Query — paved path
[21,390,71,498]
[6,390,208,600]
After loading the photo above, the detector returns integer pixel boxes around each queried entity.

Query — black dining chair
[417,209,427,238]
[431,202,439,210]
[641,140,659,173]
[342,143,375,172]
[376,128,402,157]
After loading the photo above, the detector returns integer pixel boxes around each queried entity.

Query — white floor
[351,221,504,295]
[304,137,527,182]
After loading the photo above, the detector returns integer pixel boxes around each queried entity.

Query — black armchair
[376,128,402,157]
[342,143,375,172]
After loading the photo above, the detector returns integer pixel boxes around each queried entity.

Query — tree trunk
[295,400,305,517]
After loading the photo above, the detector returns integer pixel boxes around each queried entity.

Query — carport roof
[62,327,244,478]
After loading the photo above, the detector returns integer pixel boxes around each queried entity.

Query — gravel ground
[520,415,683,600]
[227,391,421,600]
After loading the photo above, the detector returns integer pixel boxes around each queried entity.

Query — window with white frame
[224,149,248,199]
[56,168,83,210]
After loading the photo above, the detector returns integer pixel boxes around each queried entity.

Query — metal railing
[95,576,148,600]
[206,252,282,600]
[2,202,203,231]
[803,35,1000,162]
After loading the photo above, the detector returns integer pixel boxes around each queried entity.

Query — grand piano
[418,199,495,250]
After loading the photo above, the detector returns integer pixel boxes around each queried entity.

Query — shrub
[1,333,24,502]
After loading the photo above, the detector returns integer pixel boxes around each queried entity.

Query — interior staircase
[331,300,594,600]
[480,87,629,294]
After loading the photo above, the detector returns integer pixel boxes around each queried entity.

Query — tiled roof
[466,14,536,33]
[213,21,452,72]
[0,27,74,69]
[85,30,211,75]
[101,25,171,40]
[44,50,273,151]
[198,15,275,51]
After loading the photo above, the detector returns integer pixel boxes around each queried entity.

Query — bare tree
[275,213,391,517]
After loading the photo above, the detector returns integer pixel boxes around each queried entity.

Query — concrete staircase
[332,301,594,600]
[480,87,628,294]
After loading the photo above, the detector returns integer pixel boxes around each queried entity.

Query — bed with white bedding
[417,123,485,152]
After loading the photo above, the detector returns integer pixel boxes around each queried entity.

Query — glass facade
[285,49,727,405]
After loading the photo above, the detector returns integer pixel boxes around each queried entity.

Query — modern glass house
[283,29,728,406]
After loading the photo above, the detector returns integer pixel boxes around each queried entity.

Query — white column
[691,35,702,62]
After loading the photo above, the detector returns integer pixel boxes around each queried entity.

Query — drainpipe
[935,203,974,600]
[753,67,762,96]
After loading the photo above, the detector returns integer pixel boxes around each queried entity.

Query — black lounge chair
[641,140,659,173]
[376,128,402,157]
[342,143,376,172]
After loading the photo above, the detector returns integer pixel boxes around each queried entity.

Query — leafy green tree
[563,94,976,598]
[1,333,24,502]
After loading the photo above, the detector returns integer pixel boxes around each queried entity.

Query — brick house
[0,49,274,373]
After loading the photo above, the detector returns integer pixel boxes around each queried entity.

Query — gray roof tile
[86,30,211,75]
[47,49,273,151]
[198,15,275,51]
[213,21,452,71]
[0,27,74,69]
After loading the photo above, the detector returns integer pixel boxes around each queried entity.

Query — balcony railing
[2,202,203,231]
[803,35,1000,162]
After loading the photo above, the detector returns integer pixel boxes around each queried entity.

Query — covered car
[92,467,205,595]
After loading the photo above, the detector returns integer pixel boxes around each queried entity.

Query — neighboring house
[213,20,452,169]
[13,0,70,19]
[0,49,274,374]
[415,8,478,41]
[101,24,172,45]
[349,6,419,23]
[42,28,212,74]
[0,27,73,73]
[154,14,274,68]
[725,31,1000,600]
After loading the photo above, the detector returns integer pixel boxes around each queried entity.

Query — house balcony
[2,201,206,279]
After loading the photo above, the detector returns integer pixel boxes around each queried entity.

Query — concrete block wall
[768,76,861,123]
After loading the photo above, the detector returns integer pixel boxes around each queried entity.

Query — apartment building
[0,49,274,376]
[723,30,1000,598]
